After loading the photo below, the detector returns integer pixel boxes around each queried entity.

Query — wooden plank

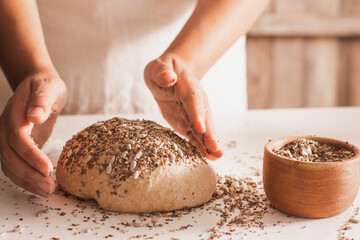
[263,0,277,14]
[341,0,360,17]
[349,41,360,105]
[302,0,340,107]
[337,39,351,106]
[246,0,360,109]
[303,38,338,107]
[340,0,360,106]
[270,38,304,108]
[305,0,340,16]
[246,38,272,109]
[266,0,305,108]
[274,0,305,13]
[248,15,360,37]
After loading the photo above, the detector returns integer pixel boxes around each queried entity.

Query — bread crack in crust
[56,117,216,213]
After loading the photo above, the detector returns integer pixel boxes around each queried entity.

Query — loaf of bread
[56,117,216,213]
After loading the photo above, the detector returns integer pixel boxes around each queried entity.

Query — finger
[208,148,223,159]
[5,83,54,176]
[156,99,217,159]
[177,101,190,124]
[175,74,205,133]
[201,107,223,159]
[144,76,175,101]
[186,131,218,160]
[6,124,53,176]
[178,103,218,159]
[185,96,222,159]
[2,94,53,176]
[181,93,205,134]
[0,147,55,197]
[27,77,59,124]
[2,165,53,198]
[31,112,59,149]
[156,70,177,88]
[176,98,205,136]
[186,131,206,153]
[155,99,219,159]
[145,68,175,101]
[169,118,216,160]
[156,100,190,135]
[149,57,177,87]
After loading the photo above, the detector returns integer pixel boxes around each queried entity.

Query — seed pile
[59,117,206,183]
[0,170,273,239]
[273,138,355,162]
[204,175,270,239]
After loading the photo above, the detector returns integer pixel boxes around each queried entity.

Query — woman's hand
[144,54,223,160]
[144,0,269,159]
[0,71,67,197]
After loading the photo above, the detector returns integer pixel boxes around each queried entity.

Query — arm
[145,0,269,159]
[0,0,56,89]
[0,0,67,197]
[165,0,270,79]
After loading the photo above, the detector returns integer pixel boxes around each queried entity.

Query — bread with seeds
[56,117,216,213]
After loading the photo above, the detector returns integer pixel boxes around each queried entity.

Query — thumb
[27,81,56,124]
[152,58,178,88]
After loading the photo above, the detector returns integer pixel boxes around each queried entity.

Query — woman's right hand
[0,71,67,197]
[145,54,223,160]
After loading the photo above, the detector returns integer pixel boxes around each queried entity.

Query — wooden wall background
[246,0,360,109]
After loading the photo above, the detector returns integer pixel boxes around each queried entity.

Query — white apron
[0,0,247,114]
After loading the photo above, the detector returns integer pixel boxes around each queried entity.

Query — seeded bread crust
[56,117,216,213]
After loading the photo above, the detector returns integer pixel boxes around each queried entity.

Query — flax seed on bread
[56,117,216,213]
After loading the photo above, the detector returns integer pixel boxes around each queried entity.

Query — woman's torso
[0,0,247,115]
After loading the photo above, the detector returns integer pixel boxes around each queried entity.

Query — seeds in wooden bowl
[273,138,355,162]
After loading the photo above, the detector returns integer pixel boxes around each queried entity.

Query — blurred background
[247,0,360,109]
[1,0,360,113]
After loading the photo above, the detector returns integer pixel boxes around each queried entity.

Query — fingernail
[48,169,54,177]
[199,117,206,133]
[28,107,45,117]
[159,71,177,85]
[36,188,50,198]
[38,181,53,195]
[47,165,54,177]
[169,71,177,82]
[211,149,224,159]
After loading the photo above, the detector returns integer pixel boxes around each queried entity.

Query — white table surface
[1,107,360,240]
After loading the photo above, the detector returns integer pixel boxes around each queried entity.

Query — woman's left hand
[144,54,223,160]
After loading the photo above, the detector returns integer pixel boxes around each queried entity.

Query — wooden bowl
[263,136,360,218]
